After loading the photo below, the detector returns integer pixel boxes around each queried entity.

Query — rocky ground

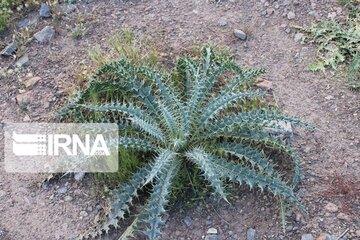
[0,0,359,239]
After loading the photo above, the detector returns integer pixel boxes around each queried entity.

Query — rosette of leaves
[60,47,313,240]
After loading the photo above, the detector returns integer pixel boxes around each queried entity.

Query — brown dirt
[0,0,359,239]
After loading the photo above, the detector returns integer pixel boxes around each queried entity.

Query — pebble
[246,228,256,240]
[0,190,6,198]
[39,3,51,18]
[57,187,68,194]
[24,77,41,89]
[183,216,193,227]
[79,210,88,217]
[17,18,30,28]
[218,18,227,27]
[205,235,219,240]
[317,233,336,240]
[233,29,247,40]
[0,42,17,56]
[34,26,55,44]
[74,172,85,181]
[64,196,73,202]
[324,202,338,212]
[325,95,335,101]
[287,11,296,20]
[294,33,304,42]
[15,54,29,68]
[355,230,360,237]
[207,228,218,235]
[266,8,275,15]
[61,4,76,14]
[301,234,314,240]
[256,79,273,91]
[327,12,337,19]
[0,228,5,237]
[337,212,351,221]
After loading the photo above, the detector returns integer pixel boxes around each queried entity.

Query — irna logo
[12,133,110,156]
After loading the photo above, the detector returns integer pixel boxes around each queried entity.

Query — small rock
[24,77,41,89]
[274,3,280,9]
[324,202,338,212]
[287,11,296,20]
[64,196,73,202]
[301,234,314,240]
[0,42,17,56]
[325,95,335,101]
[317,233,336,240]
[42,181,51,190]
[39,3,51,18]
[17,18,30,28]
[57,186,68,194]
[79,210,88,217]
[327,12,337,19]
[265,121,293,137]
[256,79,273,91]
[355,230,360,237]
[234,29,247,40]
[0,190,6,198]
[183,216,193,227]
[23,114,31,122]
[207,228,218,235]
[266,8,275,15]
[16,91,34,104]
[15,54,29,68]
[264,1,270,7]
[205,235,219,240]
[218,18,227,27]
[337,212,351,221]
[285,28,291,34]
[34,26,55,44]
[0,228,5,237]
[74,172,85,181]
[61,4,76,14]
[247,228,256,240]
[295,52,302,64]
[294,33,304,42]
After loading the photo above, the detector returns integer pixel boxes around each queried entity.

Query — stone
[24,77,41,89]
[247,228,256,240]
[266,8,275,15]
[183,216,193,227]
[79,210,88,217]
[317,233,336,240]
[74,172,85,181]
[325,95,335,100]
[57,186,68,194]
[39,3,51,18]
[295,52,302,64]
[34,26,55,43]
[0,42,17,56]
[234,29,247,40]
[23,114,31,122]
[301,234,314,240]
[16,91,34,104]
[218,18,227,27]
[15,54,29,68]
[337,212,351,221]
[61,4,76,14]
[294,33,304,42]
[324,202,338,212]
[327,12,337,19]
[256,79,273,91]
[207,228,218,235]
[0,228,5,237]
[17,18,30,28]
[287,11,296,20]
[64,196,73,202]
[355,230,360,237]
[0,190,6,198]
[265,121,293,137]
[205,236,219,240]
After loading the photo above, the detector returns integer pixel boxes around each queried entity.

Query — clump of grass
[301,0,360,89]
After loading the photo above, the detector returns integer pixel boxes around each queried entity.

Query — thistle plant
[59,47,313,240]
